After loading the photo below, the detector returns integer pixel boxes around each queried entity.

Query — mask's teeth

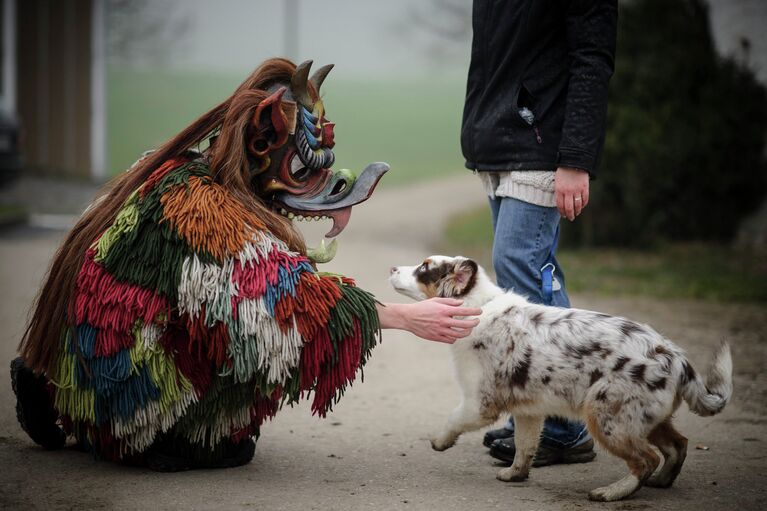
[288,212,295,219]
[281,208,287,216]
[297,215,304,221]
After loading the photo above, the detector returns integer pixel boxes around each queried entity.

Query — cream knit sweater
[478,171,556,207]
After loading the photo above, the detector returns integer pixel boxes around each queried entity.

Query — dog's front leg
[497,415,544,482]
[431,398,496,452]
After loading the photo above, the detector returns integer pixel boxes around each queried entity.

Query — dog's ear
[439,259,478,297]
[453,259,478,288]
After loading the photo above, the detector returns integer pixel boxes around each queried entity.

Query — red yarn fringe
[159,325,213,397]
[139,158,187,198]
[230,387,282,443]
[310,320,363,417]
[299,328,334,392]
[75,249,170,356]
[182,304,231,369]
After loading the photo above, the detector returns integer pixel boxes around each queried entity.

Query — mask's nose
[390,267,399,275]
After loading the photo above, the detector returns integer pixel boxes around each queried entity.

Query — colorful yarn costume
[52,157,379,460]
[12,59,389,468]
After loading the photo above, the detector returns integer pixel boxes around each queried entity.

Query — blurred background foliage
[563,0,767,247]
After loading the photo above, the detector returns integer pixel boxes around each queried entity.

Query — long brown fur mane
[20,58,308,375]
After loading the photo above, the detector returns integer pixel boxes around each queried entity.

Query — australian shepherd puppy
[389,256,732,502]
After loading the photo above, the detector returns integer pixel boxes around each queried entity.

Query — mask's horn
[291,60,314,108]
[310,64,334,95]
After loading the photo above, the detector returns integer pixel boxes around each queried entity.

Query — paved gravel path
[1,174,765,510]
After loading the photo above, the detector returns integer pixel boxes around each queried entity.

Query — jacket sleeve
[557,0,618,176]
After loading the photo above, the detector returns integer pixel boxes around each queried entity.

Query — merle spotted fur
[389,256,732,502]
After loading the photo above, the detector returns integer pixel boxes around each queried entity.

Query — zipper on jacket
[518,107,543,144]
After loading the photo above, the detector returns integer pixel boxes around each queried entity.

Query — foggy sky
[129,0,767,83]
[151,0,471,78]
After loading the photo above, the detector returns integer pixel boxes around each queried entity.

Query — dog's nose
[390,267,398,275]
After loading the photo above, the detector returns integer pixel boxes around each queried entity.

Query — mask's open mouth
[272,162,389,263]
[274,204,352,238]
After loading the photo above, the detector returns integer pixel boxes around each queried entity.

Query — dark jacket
[461,0,618,176]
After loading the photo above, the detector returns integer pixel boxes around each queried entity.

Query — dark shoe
[490,437,596,467]
[10,357,66,450]
[146,437,256,472]
[482,427,515,448]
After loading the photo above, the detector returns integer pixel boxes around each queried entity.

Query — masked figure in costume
[11,59,480,471]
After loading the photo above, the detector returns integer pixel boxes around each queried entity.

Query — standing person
[460,0,618,466]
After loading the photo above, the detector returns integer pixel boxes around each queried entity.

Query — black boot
[145,435,256,472]
[10,357,66,450]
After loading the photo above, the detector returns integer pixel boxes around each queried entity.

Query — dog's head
[389,256,479,301]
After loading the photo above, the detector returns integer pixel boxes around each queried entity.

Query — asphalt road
[1,174,766,510]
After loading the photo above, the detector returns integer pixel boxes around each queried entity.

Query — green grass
[107,69,468,187]
[441,205,767,302]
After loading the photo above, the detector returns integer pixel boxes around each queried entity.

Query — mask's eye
[290,155,311,182]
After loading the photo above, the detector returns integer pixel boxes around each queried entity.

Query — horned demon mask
[245,60,388,263]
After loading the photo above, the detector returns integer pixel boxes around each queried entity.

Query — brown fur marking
[630,364,647,382]
[647,377,667,391]
[510,347,533,389]
[612,356,630,371]
[680,360,696,385]
[620,321,643,337]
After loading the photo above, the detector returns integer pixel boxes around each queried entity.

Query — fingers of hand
[433,297,463,306]
[431,331,458,344]
[452,307,482,317]
[446,318,479,329]
[556,192,565,218]
[564,194,575,221]
[573,194,583,217]
[448,327,473,338]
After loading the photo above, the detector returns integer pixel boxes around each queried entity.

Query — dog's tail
[679,342,732,417]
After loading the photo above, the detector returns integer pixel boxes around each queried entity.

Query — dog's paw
[587,487,612,502]
[430,436,455,452]
[588,485,629,502]
[496,467,528,482]
[588,475,642,501]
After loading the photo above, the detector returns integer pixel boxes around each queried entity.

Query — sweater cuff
[556,147,597,177]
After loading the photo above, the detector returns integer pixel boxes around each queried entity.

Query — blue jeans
[489,196,591,449]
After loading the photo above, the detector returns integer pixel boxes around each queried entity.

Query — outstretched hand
[377,298,482,344]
